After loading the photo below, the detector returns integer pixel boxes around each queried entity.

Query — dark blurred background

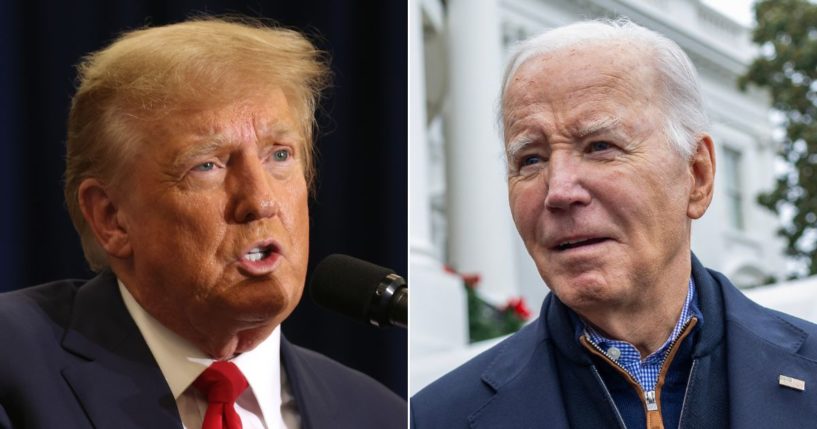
[0,1,407,398]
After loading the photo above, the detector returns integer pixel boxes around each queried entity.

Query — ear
[78,178,132,259]
[687,134,716,219]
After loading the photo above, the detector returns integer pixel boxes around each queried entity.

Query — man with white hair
[412,19,817,428]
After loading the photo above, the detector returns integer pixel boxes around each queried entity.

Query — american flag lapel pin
[779,375,806,392]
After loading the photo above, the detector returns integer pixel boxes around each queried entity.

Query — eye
[521,155,543,166]
[193,161,217,172]
[510,153,547,177]
[272,148,291,162]
[588,141,613,152]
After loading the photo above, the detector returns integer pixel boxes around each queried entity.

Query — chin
[224,299,290,331]
[548,272,613,309]
[225,274,301,315]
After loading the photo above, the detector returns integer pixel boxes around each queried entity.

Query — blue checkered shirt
[582,279,697,392]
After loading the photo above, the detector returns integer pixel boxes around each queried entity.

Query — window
[722,147,744,230]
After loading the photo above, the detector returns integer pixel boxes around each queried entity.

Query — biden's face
[115,89,309,355]
[503,42,705,316]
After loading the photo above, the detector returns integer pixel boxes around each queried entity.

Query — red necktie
[193,361,249,429]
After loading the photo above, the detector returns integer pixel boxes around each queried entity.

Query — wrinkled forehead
[138,89,304,144]
[503,40,658,113]
[501,41,666,149]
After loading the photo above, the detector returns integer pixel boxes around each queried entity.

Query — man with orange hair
[0,18,404,429]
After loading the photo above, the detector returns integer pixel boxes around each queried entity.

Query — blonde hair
[65,17,331,271]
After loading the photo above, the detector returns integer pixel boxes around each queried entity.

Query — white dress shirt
[119,280,300,428]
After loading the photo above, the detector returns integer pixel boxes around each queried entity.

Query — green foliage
[740,0,817,275]
[466,286,528,342]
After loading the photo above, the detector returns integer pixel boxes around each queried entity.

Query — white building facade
[410,0,789,394]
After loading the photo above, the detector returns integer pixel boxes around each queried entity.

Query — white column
[444,0,519,305]
[409,0,469,378]
[410,0,436,267]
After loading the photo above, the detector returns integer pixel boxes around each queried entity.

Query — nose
[543,153,591,210]
[230,155,278,223]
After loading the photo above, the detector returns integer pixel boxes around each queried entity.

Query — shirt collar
[118,280,283,425]
[580,277,701,360]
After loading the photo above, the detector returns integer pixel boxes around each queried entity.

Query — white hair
[500,18,708,159]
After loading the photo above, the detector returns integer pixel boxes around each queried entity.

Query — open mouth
[555,237,609,251]
[243,244,274,262]
[237,241,282,276]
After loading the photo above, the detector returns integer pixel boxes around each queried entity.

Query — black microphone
[309,254,407,329]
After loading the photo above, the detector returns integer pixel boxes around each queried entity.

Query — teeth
[243,247,266,262]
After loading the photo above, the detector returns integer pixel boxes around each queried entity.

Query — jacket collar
[58,270,356,429]
[465,293,571,428]
[60,270,182,429]
[689,253,725,357]
[473,253,817,427]
[469,308,570,428]
[279,336,339,429]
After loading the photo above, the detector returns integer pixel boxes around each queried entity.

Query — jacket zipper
[580,316,698,429]
[645,390,658,411]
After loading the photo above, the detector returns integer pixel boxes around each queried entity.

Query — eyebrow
[573,116,622,139]
[505,134,539,162]
[257,122,302,144]
[171,123,302,170]
[172,137,232,170]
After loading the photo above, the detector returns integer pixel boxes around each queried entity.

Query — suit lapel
[280,336,339,429]
[464,298,573,429]
[60,271,182,429]
[720,279,817,426]
[467,338,570,428]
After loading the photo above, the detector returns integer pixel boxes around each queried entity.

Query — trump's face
[503,42,710,316]
[114,89,309,357]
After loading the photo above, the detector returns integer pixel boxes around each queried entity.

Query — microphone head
[309,254,395,324]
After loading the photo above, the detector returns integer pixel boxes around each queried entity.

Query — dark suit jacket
[411,255,817,428]
[0,270,406,429]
